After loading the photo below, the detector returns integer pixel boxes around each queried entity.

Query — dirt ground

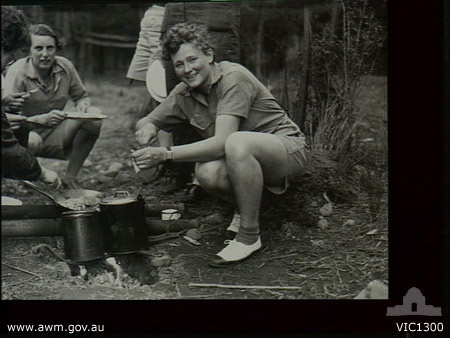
[1,76,388,300]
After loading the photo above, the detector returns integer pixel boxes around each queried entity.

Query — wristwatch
[165,147,173,163]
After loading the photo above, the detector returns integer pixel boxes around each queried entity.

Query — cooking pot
[61,209,106,263]
[99,191,148,255]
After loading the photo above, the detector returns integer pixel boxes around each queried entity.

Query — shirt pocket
[189,112,214,131]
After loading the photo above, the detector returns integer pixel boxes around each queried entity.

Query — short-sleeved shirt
[3,55,89,119]
[147,61,303,139]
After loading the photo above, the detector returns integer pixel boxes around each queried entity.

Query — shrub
[297,0,387,217]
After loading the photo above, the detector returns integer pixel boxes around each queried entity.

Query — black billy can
[61,209,106,263]
[99,191,148,255]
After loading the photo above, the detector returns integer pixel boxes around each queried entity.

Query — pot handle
[31,244,76,265]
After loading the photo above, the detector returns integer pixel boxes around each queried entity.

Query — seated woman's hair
[1,7,30,53]
[30,24,62,50]
[161,23,211,62]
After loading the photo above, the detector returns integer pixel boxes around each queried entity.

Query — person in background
[1,7,60,188]
[3,24,103,189]
[132,23,309,267]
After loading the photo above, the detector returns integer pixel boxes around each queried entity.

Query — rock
[343,219,356,227]
[83,159,93,168]
[105,162,124,176]
[203,213,225,224]
[183,236,201,246]
[319,203,333,216]
[186,228,202,240]
[354,280,388,299]
[311,239,325,247]
[317,217,329,230]
[53,262,72,277]
[150,255,171,267]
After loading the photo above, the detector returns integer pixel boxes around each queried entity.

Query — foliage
[301,0,385,164]
[297,0,386,218]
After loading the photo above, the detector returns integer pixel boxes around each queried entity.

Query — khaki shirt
[147,61,302,139]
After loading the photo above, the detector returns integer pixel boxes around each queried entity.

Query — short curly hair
[161,23,212,62]
[1,7,30,53]
[30,24,63,50]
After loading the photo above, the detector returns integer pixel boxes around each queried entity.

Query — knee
[195,161,225,191]
[28,131,42,155]
[224,132,251,161]
[81,119,102,136]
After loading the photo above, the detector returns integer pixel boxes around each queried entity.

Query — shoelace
[223,239,232,245]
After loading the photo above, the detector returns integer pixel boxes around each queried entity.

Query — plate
[146,59,167,103]
[65,112,108,120]
[1,196,23,206]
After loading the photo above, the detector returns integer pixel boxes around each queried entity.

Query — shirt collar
[25,56,66,80]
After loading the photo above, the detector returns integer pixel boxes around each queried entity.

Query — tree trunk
[255,7,264,79]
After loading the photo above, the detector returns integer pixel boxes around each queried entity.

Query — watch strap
[166,146,173,163]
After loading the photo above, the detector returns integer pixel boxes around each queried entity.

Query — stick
[2,263,42,278]
[188,283,301,290]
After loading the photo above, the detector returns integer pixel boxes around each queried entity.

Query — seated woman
[3,24,103,189]
[132,23,309,267]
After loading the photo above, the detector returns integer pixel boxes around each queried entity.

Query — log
[2,219,62,237]
[1,218,198,237]
[1,203,185,220]
[2,205,61,220]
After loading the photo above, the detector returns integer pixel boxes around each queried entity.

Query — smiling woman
[133,22,309,267]
[172,43,214,92]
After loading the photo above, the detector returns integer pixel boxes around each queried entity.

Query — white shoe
[209,237,262,267]
[226,212,240,234]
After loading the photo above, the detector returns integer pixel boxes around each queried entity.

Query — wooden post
[297,2,312,131]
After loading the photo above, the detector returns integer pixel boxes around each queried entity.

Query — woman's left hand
[130,147,167,169]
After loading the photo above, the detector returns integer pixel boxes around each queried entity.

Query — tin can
[61,209,106,263]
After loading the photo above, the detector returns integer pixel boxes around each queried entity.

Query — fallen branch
[2,263,42,278]
[188,283,301,290]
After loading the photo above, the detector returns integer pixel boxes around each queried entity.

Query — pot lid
[100,191,139,205]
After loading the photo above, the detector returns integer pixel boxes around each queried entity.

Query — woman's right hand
[2,92,29,113]
[30,110,66,127]
[135,122,158,147]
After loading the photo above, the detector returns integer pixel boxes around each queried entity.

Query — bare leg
[224,132,289,242]
[63,119,102,188]
[195,159,234,204]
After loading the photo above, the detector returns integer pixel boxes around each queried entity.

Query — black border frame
[1,0,448,336]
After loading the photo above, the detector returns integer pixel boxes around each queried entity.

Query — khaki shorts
[33,120,69,160]
[266,135,310,195]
